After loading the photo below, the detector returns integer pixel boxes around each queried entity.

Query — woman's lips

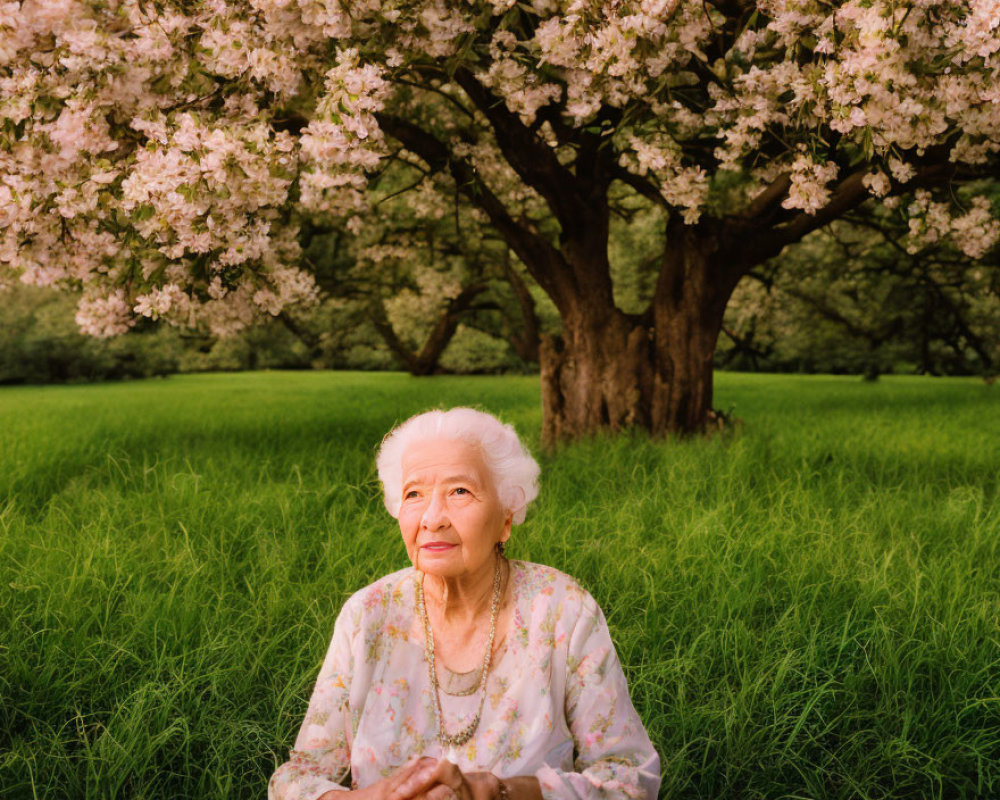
[421,542,457,552]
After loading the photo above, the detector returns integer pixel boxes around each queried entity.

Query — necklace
[439,663,483,697]
[415,555,503,747]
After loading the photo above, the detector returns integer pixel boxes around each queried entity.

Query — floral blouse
[268,560,661,800]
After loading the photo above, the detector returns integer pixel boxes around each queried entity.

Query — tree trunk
[540,227,740,446]
[540,310,652,445]
[371,283,489,376]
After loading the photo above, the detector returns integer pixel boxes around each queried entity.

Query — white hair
[376,407,540,525]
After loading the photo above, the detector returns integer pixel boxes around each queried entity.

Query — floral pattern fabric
[268,560,661,800]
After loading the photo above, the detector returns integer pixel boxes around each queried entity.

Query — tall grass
[1,371,997,799]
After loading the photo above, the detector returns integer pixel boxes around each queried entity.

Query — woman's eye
[404,490,419,499]
[453,487,469,495]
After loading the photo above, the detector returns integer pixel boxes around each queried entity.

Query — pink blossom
[862,171,891,197]
[75,290,135,337]
[782,153,839,215]
[2,0,998,340]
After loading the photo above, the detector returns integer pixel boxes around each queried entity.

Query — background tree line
[5,187,997,386]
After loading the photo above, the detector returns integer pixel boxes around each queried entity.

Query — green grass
[1,371,998,799]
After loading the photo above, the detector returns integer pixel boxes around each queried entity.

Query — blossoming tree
[2,0,998,441]
[311,172,539,375]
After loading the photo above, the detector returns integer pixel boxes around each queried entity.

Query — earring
[495,540,506,556]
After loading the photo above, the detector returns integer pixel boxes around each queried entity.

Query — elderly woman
[269,408,660,800]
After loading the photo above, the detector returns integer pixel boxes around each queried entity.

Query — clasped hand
[365,756,500,800]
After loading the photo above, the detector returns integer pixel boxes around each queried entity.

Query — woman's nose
[420,493,448,529]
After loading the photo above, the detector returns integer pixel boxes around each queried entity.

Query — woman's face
[398,437,512,580]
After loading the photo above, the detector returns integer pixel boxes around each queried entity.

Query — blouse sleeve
[535,592,661,800]
[268,599,359,800]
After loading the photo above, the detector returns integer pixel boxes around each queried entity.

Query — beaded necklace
[414,555,503,747]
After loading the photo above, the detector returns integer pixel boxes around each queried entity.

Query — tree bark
[540,222,742,446]
[540,309,651,445]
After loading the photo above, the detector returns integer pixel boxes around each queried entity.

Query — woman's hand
[315,757,445,800]
[386,758,500,800]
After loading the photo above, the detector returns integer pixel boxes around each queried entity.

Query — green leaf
[861,128,874,162]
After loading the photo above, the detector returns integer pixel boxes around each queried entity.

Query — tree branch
[774,162,957,250]
[277,311,321,354]
[375,112,577,310]
[610,165,671,210]
[741,173,792,220]
[780,284,884,342]
[451,67,596,228]
[394,75,476,120]
[414,282,490,370]
[369,301,418,372]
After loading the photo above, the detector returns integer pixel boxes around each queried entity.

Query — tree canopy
[2,0,998,438]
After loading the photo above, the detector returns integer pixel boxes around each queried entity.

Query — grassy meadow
[1,371,998,799]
